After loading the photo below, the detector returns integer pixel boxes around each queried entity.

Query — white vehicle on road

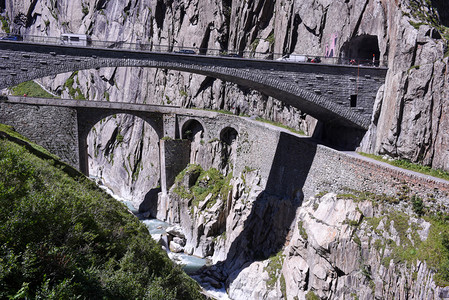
[60,33,91,46]
[277,54,308,62]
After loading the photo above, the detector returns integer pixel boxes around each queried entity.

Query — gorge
[1,0,449,299]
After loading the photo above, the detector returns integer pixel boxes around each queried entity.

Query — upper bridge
[0,39,387,130]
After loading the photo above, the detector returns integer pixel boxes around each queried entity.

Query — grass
[338,188,449,287]
[336,187,449,287]
[255,117,305,135]
[264,250,285,289]
[10,81,58,98]
[0,132,204,299]
[173,164,233,213]
[0,15,10,33]
[359,152,449,181]
[64,71,86,100]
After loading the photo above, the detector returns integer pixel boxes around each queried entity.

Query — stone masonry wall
[0,102,79,168]
[0,99,447,209]
[301,140,449,207]
[0,41,386,129]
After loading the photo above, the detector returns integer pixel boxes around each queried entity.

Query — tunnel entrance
[341,34,380,66]
[431,0,449,26]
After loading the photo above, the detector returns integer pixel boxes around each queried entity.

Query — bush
[0,138,204,299]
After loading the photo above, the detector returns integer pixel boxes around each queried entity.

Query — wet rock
[166,224,186,238]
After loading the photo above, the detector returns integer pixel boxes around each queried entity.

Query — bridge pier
[77,130,89,176]
[159,114,190,194]
[159,139,191,195]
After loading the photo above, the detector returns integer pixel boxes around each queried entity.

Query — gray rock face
[4,0,449,299]
[226,192,448,299]
[6,0,448,172]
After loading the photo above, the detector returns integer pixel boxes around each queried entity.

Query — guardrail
[0,34,387,67]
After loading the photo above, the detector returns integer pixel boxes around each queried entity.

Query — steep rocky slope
[157,148,449,299]
[3,0,448,193]
[2,1,449,298]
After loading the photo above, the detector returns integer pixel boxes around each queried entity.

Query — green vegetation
[255,117,305,135]
[0,128,204,299]
[298,220,308,240]
[64,71,86,100]
[266,32,275,46]
[0,15,10,33]
[82,5,89,17]
[337,188,449,287]
[359,152,449,181]
[173,164,233,212]
[10,81,57,98]
[103,91,110,101]
[264,250,285,289]
[405,0,449,55]
[116,133,124,143]
[305,290,320,300]
[179,89,188,97]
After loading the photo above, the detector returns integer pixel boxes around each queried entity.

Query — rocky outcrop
[3,1,449,298]
[4,0,449,176]
[227,192,449,299]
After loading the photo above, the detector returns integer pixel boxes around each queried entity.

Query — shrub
[0,137,204,299]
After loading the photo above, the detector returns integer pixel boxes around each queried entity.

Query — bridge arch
[220,126,238,145]
[0,41,387,131]
[82,112,162,206]
[76,107,164,176]
[181,119,205,141]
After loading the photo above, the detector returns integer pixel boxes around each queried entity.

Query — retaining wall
[0,102,79,168]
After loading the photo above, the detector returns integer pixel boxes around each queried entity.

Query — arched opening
[181,119,204,141]
[181,119,205,164]
[219,127,238,172]
[86,113,161,213]
[341,34,380,66]
[220,127,238,146]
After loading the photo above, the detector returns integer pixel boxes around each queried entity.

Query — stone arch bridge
[0,40,387,130]
[0,95,250,194]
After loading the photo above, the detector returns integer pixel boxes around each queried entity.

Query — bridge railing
[1,34,386,67]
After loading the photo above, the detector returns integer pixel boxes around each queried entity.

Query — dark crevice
[103,126,119,156]
[431,0,449,26]
[155,0,166,29]
[335,266,346,277]
[289,14,301,54]
[124,1,131,14]
[179,4,185,27]
[96,0,108,10]
[194,76,216,98]
[319,6,328,44]
[25,0,39,28]
[303,23,319,37]
[257,0,275,31]
[391,79,409,157]
[350,0,369,39]
[131,138,144,182]
[199,23,212,54]
[411,42,419,67]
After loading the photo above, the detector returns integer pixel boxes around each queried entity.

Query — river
[93,178,230,299]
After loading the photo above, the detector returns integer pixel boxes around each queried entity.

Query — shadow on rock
[199,133,318,291]
[139,187,161,217]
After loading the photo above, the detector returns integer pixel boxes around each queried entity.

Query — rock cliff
[3,0,448,177]
[2,0,449,299]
